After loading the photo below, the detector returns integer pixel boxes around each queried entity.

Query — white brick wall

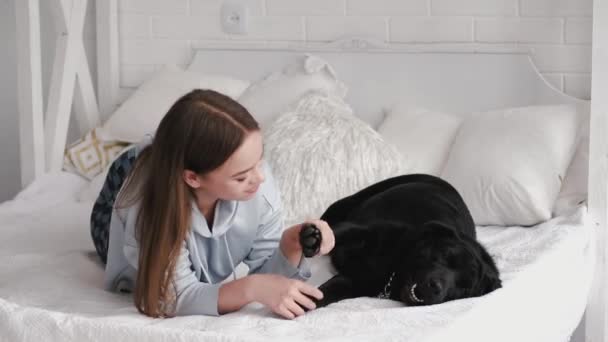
[347,0,427,16]
[520,0,593,17]
[117,0,592,99]
[566,18,593,44]
[307,16,387,41]
[267,0,345,16]
[475,18,563,43]
[151,16,225,40]
[119,13,150,39]
[121,39,192,65]
[190,0,265,16]
[120,0,188,14]
[390,17,473,43]
[432,0,517,16]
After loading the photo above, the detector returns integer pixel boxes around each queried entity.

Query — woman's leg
[90,147,138,264]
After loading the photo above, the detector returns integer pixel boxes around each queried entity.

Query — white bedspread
[0,172,594,342]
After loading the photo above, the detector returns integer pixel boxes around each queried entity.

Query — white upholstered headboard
[186,40,588,129]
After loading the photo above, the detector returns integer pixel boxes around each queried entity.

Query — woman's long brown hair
[116,89,259,317]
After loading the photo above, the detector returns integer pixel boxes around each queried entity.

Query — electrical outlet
[220,1,249,35]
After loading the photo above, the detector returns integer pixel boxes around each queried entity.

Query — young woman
[90,89,335,319]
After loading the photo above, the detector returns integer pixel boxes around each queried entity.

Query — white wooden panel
[44,0,88,172]
[96,0,119,121]
[73,44,101,136]
[15,0,45,188]
[586,0,608,340]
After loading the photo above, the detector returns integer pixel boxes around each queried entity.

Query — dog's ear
[422,221,458,239]
[480,272,502,294]
[471,240,502,295]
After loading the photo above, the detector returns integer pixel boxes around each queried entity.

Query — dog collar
[377,271,396,299]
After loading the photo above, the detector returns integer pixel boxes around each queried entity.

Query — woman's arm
[244,207,312,280]
[244,208,334,280]
[278,224,304,267]
[220,274,323,319]
[123,235,319,318]
[106,205,224,317]
[218,276,255,314]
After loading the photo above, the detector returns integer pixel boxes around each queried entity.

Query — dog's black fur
[309,174,501,308]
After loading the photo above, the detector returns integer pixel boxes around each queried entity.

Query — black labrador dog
[299,174,501,308]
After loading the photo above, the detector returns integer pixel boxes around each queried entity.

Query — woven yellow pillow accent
[63,127,129,180]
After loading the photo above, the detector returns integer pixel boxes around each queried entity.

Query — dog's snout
[427,278,442,296]
[400,277,446,306]
[415,278,444,302]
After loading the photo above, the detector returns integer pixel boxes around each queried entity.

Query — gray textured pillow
[264,92,410,227]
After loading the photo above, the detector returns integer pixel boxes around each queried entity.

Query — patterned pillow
[63,127,130,180]
[264,92,410,227]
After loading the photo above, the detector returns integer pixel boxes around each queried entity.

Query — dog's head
[389,221,501,306]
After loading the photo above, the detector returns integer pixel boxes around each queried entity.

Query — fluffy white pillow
[377,105,463,175]
[238,54,347,130]
[441,105,581,226]
[264,92,409,227]
[101,65,250,143]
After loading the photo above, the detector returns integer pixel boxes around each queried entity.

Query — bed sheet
[0,172,594,342]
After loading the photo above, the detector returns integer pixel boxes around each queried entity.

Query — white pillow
[101,65,250,143]
[238,54,347,130]
[553,112,590,216]
[264,92,409,227]
[377,105,463,175]
[77,161,113,202]
[441,105,581,226]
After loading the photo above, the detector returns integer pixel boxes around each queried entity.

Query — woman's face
[194,131,266,201]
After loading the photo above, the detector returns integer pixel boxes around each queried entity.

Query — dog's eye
[445,252,470,270]
[424,253,444,265]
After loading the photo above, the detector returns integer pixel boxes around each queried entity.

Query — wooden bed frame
[13,0,608,341]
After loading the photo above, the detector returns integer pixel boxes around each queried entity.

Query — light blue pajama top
[103,139,311,316]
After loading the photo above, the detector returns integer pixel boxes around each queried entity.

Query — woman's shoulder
[113,199,141,227]
[133,134,153,155]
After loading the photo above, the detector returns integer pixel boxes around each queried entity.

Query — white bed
[7,49,594,342]
[0,170,594,342]
[1,46,596,342]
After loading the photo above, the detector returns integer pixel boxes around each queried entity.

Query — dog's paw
[299,223,322,258]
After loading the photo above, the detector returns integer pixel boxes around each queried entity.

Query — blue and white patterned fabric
[90,147,138,264]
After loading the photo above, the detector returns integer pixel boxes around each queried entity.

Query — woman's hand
[248,274,323,319]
